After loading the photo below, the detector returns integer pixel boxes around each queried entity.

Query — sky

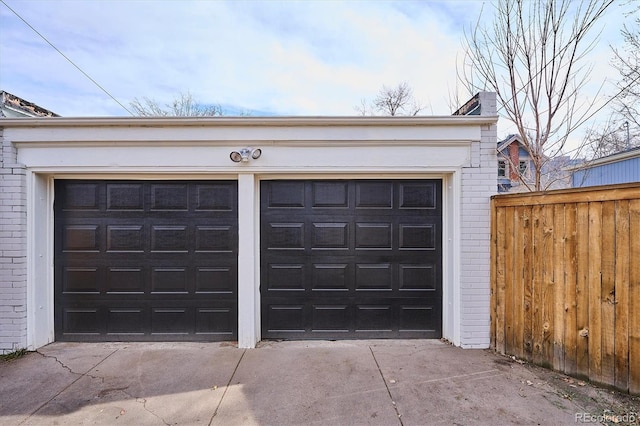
[0,0,635,143]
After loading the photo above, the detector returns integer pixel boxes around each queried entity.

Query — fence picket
[614,200,630,392]
[601,201,617,387]
[629,199,640,395]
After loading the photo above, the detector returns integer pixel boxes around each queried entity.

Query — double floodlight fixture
[230,147,262,163]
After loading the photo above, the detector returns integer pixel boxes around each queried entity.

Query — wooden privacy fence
[490,183,640,395]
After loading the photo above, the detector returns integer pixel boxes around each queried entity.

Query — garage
[261,179,442,339]
[54,180,238,341]
[2,93,498,350]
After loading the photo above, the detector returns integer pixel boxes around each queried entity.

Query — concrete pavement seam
[407,369,500,387]
[208,348,246,426]
[369,346,404,426]
[17,348,120,425]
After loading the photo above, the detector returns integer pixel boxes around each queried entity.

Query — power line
[0,0,134,116]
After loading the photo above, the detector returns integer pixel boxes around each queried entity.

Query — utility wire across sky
[1,0,134,116]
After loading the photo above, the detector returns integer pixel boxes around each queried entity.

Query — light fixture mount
[230,147,261,163]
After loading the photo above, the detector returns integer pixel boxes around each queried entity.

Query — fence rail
[490,183,640,395]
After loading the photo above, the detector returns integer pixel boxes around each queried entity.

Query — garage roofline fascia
[11,140,478,148]
[0,115,498,128]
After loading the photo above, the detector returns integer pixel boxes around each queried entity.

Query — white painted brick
[1,251,25,257]
[0,311,26,319]
[1,173,24,181]
[0,323,23,331]
[457,93,496,348]
[0,128,27,353]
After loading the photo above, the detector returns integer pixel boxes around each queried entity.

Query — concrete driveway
[0,340,638,425]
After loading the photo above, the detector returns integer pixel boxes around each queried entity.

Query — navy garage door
[54,180,238,341]
[261,180,442,339]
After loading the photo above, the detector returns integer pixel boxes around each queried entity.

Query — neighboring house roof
[497,134,528,153]
[0,90,59,118]
[569,145,640,187]
[498,134,588,191]
[452,93,481,116]
[569,145,640,171]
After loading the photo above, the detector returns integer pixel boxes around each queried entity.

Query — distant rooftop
[452,93,480,116]
[1,90,59,118]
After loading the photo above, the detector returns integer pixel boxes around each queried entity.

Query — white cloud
[0,0,628,128]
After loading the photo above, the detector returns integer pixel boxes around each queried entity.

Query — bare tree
[130,91,223,117]
[583,114,638,160]
[461,0,613,191]
[612,7,640,130]
[356,82,423,116]
[583,5,639,159]
[583,119,635,159]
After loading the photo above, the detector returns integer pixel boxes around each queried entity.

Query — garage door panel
[312,305,350,331]
[399,182,438,209]
[63,308,101,335]
[55,180,238,342]
[60,300,237,338]
[150,184,189,211]
[63,260,236,289]
[195,226,234,252]
[263,302,442,339]
[107,268,145,293]
[355,305,393,331]
[63,225,100,252]
[267,264,306,290]
[355,264,392,290]
[312,181,349,207]
[399,224,436,250]
[266,223,305,249]
[195,307,236,335]
[399,306,437,332]
[108,308,145,334]
[195,184,235,211]
[195,267,235,293]
[355,223,392,249]
[107,225,144,252]
[63,267,100,293]
[150,226,189,252]
[150,267,188,293]
[261,179,442,339]
[106,183,144,211]
[151,308,190,334]
[265,304,306,332]
[355,181,393,208]
[312,264,349,290]
[311,223,349,249]
[266,181,306,208]
[61,183,100,210]
[399,264,437,290]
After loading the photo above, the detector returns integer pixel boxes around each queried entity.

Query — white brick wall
[458,92,497,348]
[0,128,28,353]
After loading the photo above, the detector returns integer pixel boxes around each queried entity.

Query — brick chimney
[508,142,520,181]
